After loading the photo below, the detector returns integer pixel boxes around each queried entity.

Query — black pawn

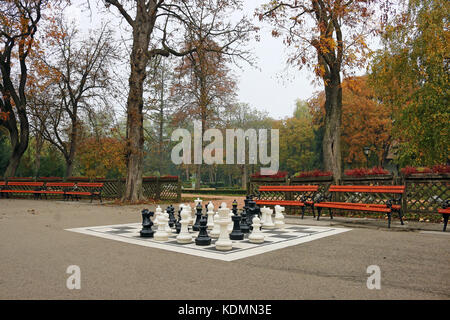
[195,216,211,246]
[240,208,250,234]
[192,202,203,231]
[140,209,154,238]
[175,213,182,234]
[230,214,244,240]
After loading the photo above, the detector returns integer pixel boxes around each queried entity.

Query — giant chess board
[66,223,351,261]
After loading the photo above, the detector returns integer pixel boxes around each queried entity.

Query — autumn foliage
[77,137,126,179]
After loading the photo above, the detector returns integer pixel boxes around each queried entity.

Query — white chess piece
[248,217,265,244]
[227,209,233,234]
[176,208,192,244]
[154,215,169,241]
[185,204,194,225]
[163,210,172,233]
[215,206,233,251]
[194,198,203,207]
[210,212,220,238]
[262,207,275,229]
[154,205,163,222]
[274,205,285,229]
[206,202,215,230]
[260,206,267,224]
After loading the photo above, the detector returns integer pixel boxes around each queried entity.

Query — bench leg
[398,209,404,225]
[387,212,392,228]
[329,208,333,220]
[443,214,449,232]
[317,207,322,221]
[312,205,315,218]
[301,206,305,219]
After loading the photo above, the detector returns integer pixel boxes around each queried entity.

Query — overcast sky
[66,0,330,120]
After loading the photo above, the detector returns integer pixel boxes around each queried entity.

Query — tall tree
[102,0,254,201]
[310,76,392,167]
[0,0,49,177]
[31,18,118,178]
[171,39,237,188]
[369,0,449,166]
[258,0,387,181]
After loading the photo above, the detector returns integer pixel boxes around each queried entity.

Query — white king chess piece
[176,208,192,244]
[206,201,215,230]
[262,207,275,229]
[274,205,285,229]
[248,217,265,244]
[215,206,233,251]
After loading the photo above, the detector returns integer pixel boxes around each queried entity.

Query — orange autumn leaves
[311,76,392,166]
[77,137,126,178]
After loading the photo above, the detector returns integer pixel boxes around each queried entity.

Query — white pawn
[260,206,267,224]
[248,217,265,244]
[154,215,169,241]
[154,205,163,222]
[274,205,285,229]
[262,207,275,229]
[210,212,221,238]
[215,206,233,251]
[176,208,192,244]
[163,210,172,233]
[206,201,215,230]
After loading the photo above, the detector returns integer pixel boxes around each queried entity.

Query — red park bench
[314,185,406,228]
[0,181,45,199]
[438,200,449,232]
[255,185,319,218]
[64,182,104,203]
[40,182,76,200]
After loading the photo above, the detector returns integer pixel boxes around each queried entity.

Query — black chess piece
[246,199,258,232]
[240,206,250,234]
[195,216,211,246]
[230,214,244,240]
[167,205,176,228]
[232,200,238,215]
[192,202,203,231]
[140,209,154,238]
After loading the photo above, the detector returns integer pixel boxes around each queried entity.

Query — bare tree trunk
[34,132,43,177]
[241,164,248,189]
[122,16,152,201]
[3,105,29,178]
[322,72,342,183]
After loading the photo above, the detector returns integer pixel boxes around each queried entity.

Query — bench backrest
[46,182,75,187]
[76,183,104,188]
[6,182,44,187]
[259,185,319,192]
[328,185,405,194]
[0,181,5,186]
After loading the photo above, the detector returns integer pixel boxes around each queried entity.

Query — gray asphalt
[0,199,448,299]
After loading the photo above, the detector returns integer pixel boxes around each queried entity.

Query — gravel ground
[0,198,448,300]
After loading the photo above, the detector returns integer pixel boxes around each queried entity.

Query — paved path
[0,199,448,299]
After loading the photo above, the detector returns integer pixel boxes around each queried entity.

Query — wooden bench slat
[315,202,391,213]
[438,208,450,214]
[329,185,405,193]
[255,200,305,207]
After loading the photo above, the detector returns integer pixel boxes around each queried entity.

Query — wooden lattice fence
[249,173,449,216]
[0,176,181,202]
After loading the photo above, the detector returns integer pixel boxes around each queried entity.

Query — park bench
[314,185,405,228]
[64,182,104,203]
[438,200,449,232]
[255,185,319,218]
[40,182,76,200]
[0,181,45,199]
